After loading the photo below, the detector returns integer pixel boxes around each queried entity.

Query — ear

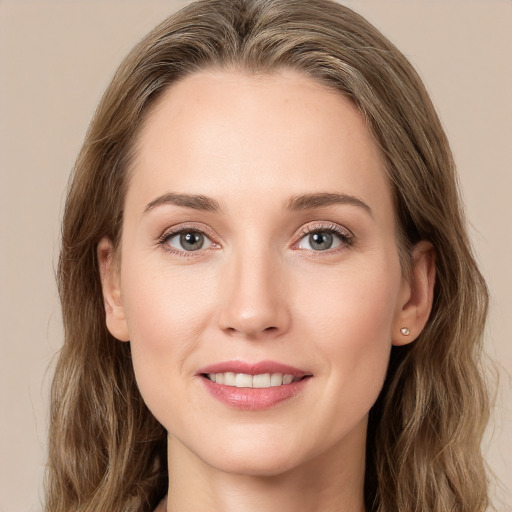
[392,241,436,346]
[97,237,130,342]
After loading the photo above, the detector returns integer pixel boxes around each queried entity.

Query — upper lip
[197,360,311,378]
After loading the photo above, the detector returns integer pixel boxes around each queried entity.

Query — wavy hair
[46,1,490,511]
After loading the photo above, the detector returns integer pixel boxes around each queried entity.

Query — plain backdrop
[0,1,510,511]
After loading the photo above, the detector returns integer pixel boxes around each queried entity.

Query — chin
[174,425,310,477]
[206,424,329,477]
[207,449,303,478]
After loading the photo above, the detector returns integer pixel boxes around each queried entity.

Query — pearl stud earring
[400,327,410,336]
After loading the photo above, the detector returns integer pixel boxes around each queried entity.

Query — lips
[197,360,312,410]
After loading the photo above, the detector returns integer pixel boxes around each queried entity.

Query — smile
[197,361,312,410]
[204,372,301,388]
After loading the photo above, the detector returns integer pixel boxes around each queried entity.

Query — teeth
[224,372,236,386]
[235,373,253,387]
[283,374,293,385]
[253,373,271,388]
[206,372,300,388]
[270,373,282,386]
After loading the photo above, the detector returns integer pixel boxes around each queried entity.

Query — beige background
[0,1,510,511]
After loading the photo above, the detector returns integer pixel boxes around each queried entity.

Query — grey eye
[297,230,344,251]
[309,232,334,251]
[167,231,212,252]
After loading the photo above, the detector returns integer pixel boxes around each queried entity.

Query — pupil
[180,232,204,251]
[310,232,333,250]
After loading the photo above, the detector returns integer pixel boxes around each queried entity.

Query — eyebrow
[286,192,372,216]
[144,193,221,213]
[144,191,372,216]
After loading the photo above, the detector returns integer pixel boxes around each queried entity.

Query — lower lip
[200,376,311,410]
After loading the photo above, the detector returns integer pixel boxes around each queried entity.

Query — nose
[217,247,291,340]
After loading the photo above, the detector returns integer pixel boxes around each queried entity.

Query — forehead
[127,68,392,218]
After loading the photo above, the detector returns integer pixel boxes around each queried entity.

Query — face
[100,69,425,477]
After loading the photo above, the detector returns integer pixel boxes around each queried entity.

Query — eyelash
[157,223,218,258]
[157,221,354,257]
[295,222,354,252]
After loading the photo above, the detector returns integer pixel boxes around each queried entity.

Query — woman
[45,1,490,511]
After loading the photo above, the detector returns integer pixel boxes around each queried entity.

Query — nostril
[217,297,291,338]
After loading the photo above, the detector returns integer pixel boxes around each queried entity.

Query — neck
[164,420,367,512]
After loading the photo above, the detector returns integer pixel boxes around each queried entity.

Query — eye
[299,231,340,251]
[295,223,353,252]
[160,228,214,253]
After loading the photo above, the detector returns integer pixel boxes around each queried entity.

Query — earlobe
[97,237,130,342]
[392,241,436,346]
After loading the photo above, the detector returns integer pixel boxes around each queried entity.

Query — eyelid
[156,220,354,257]
[157,223,220,256]
[292,221,354,251]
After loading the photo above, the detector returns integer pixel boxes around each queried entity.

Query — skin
[98,69,435,512]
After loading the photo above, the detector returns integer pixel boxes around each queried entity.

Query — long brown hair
[46,1,490,511]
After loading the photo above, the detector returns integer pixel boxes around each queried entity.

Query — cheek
[293,258,400,407]
[119,261,217,419]
[295,256,400,345]
[121,254,216,342]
